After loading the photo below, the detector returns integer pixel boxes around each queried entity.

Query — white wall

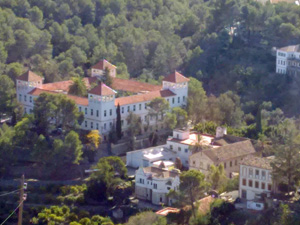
[166,140,191,167]
[276,50,288,74]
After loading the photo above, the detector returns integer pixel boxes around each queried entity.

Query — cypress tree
[116,103,122,140]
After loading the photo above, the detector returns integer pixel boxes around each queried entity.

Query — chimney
[216,127,227,138]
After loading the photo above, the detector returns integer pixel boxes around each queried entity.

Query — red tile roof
[163,71,190,83]
[28,88,89,106]
[111,77,162,93]
[92,59,117,70]
[88,82,116,96]
[17,71,43,82]
[41,77,98,92]
[115,89,176,106]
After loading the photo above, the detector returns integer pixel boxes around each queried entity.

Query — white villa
[276,44,300,75]
[135,163,180,205]
[16,60,189,140]
[239,156,277,201]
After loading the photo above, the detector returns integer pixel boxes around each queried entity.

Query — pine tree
[116,103,122,140]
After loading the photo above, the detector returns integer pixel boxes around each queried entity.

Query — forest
[0,0,300,116]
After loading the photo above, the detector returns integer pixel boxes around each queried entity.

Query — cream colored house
[189,139,256,177]
[239,156,277,201]
[135,163,180,205]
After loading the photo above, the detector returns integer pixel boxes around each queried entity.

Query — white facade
[239,164,273,201]
[16,69,189,140]
[276,45,300,75]
[135,166,180,205]
[126,146,176,168]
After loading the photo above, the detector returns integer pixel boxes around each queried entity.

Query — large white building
[135,163,180,205]
[16,60,189,140]
[239,156,276,201]
[276,44,300,75]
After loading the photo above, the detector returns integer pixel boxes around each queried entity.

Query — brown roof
[88,82,116,96]
[279,45,300,52]
[202,140,256,162]
[143,167,179,179]
[28,88,89,106]
[240,155,274,170]
[213,135,248,146]
[18,71,43,82]
[163,71,190,83]
[111,77,162,93]
[198,196,214,215]
[41,77,98,92]
[92,59,116,70]
[115,89,176,106]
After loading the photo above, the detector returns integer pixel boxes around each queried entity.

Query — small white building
[126,146,176,168]
[135,163,180,205]
[276,44,300,75]
[239,156,276,201]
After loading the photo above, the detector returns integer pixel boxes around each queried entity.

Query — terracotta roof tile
[89,82,116,96]
[41,77,98,92]
[279,44,300,52]
[114,89,176,106]
[163,71,190,83]
[111,77,162,93]
[92,59,116,70]
[28,88,88,106]
[18,71,43,82]
[240,155,274,170]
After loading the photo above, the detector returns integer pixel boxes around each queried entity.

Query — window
[178,97,180,103]
[104,123,106,129]
[167,187,171,190]
[91,122,93,129]
[110,122,112,128]
[85,108,87,115]
[177,134,179,138]
[133,105,136,111]
[19,94,22,101]
[255,170,259,178]
[140,178,144,184]
[242,179,246,186]
[104,110,107,117]
[248,180,253,187]
[24,95,27,102]
[121,120,124,126]
[96,123,99,130]
[121,107,124,113]
[193,161,195,165]
[172,98,175,104]
[96,110,99,117]
[255,181,259,188]
[154,184,157,189]
[30,96,32,103]
[183,96,186,102]
[235,160,237,166]
[262,171,266,179]
[268,184,272,191]
[249,168,253,177]
[230,161,232,167]
[224,162,226,169]
[127,106,130,112]
[139,104,141,110]
[110,109,112,116]
[185,149,188,153]
[91,109,93,116]
[178,147,181,151]
[170,145,173,150]
[85,121,87,127]
[261,182,265,190]
[79,107,81,112]
[145,103,147,109]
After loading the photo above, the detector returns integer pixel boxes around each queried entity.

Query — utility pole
[18,174,24,225]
